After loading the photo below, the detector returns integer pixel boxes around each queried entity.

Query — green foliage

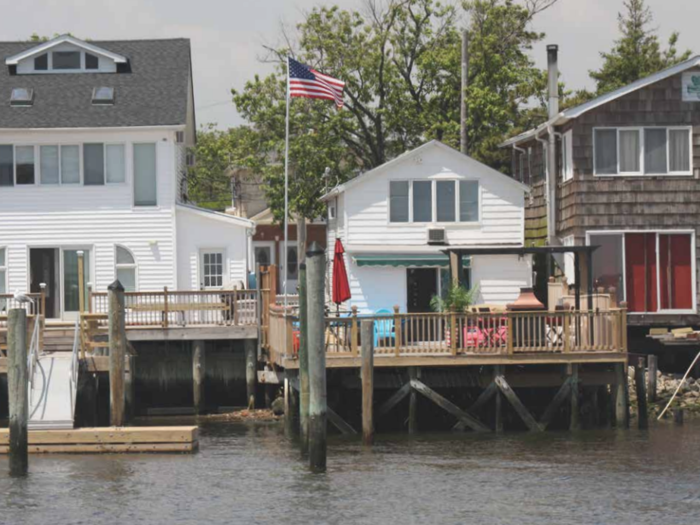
[589,0,692,95]
[430,284,480,313]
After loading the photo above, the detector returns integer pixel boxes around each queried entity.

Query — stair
[43,328,76,353]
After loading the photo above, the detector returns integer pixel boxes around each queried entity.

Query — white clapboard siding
[471,255,532,304]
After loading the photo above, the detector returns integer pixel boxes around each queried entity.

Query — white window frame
[114,245,137,292]
[593,126,693,177]
[200,249,226,290]
[38,144,83,186]
[561,130,574,182]
[586,229,697,315]
[13,144,37,186]
[33,50,97,73]
[388,179,481,225]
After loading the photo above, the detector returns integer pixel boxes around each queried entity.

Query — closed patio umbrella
[332,238,351,314]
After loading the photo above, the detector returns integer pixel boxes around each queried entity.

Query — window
[92,87,114,105]
[16,146,35,185]
[562,131,574,182]
[0,247,5,295]
[40,145,60,184]
[287,246,299,281]
[436,181,456,222]
[134,143,157,206]
[590,234,625,301]
[106,144,125,183]
[389,181,409,223]
[115,246,136,292]
[61,145,80,184]
[52,51,80,70]
[412,181,432,222]
[10,88,33,107]
[594,127,692,176]
[34,54,48,71]
[83,143,104,185]
[459,181,479,222]
[202,251,224,289]
[85,53,99,70]
[0,146,13,186]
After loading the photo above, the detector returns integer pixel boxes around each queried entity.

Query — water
[2,420,700,525]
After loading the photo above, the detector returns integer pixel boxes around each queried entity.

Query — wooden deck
[0,426,198,453]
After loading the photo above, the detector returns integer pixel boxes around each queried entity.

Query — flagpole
[283,57,291,311]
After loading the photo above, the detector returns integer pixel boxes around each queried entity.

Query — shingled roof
[0,38,191,128]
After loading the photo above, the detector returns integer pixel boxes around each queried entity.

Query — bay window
[594,127,692,175]
[389,179,480,223]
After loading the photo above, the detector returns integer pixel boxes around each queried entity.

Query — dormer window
[85,53,99,70]
[52,51,81,70]
[10,88,33,107]
[92,87,114,105]
[34,53,48,71]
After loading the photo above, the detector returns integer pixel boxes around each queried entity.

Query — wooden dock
[0,426,198,454]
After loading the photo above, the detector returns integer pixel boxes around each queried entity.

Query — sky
[1,0,695,129]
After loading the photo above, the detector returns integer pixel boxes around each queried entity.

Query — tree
[589,0,691,95]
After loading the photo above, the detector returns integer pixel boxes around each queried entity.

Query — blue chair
[374,308,395,348]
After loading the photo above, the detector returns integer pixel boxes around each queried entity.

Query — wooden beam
[495,375,543,432]
[410,379,490,433]
[327,406,358,435]
[494,365,504,433]
[377,382,411,417]
[0,426,198,445]
[539,378,572,430]
[408,368,419,434]
[452,377,498,431]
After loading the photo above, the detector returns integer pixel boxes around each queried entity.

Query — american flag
[288,57,345,109]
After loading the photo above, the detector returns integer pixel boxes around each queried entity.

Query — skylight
[10,88,33,107]
[92,87,114,105]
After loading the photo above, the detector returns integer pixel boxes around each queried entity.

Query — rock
[271,397,285,416]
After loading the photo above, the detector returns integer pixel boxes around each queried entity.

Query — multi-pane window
[594,127,692,175]
[61,146,80,184]
[202,251,224,289]
[134,143,157,206]
[40,146,60,184]
[389,179,480,223]
[115,246,137,292]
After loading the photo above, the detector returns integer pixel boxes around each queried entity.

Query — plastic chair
[374,308,395,348]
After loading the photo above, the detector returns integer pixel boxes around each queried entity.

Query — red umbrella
[332,238,351,308]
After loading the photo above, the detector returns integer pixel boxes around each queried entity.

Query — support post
[449,251,462,287]
[7,309,28,476]
[614,362,629,428]
[108,280,127,427]
[361,320,374,445]
[574,252,581,345]
[570,364,580,431]
[245,338,256,410]
[408,368,419,434]
[647,354,658,403]
[634,357,648,429]
[306,242,327,472]
[284,376,295,437]
[298,262,310,451]
[494,365,504,433]
[192,340,206,415]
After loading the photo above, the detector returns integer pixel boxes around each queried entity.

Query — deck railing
[89,288,259,328]
[0,293,45,321]
[266,307,628,364]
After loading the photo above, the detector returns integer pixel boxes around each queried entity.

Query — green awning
[353,254,471,268]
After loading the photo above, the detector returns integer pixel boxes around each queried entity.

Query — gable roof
[501,55,700,147]
[5,35,128,65]
[0,38,191,129]
[177,203,255,229]
[320,140,529,201]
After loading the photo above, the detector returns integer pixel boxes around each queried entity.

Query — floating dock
[0,426,198,454]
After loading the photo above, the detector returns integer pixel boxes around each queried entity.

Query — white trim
[176,203,255,228]
[199,248,226,290]
[0,125,185,133]
[5,35,127,65]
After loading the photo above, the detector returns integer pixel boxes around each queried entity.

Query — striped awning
[353,254,471,268]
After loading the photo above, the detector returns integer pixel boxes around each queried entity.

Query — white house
[321,141,533,313]
[0,35,253,320]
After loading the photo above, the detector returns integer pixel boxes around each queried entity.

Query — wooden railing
[0,293,45,321]
[267,307,628,363]
[88,288,259,328]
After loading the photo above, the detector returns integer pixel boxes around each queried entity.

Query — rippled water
[2,420,700,525]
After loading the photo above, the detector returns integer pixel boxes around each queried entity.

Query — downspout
[546,44,559,245]
[535,130,550,240]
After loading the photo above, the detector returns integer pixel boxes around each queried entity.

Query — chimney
[547,44,559,119]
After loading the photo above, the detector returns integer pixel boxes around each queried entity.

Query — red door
[625,233,658,313]
[659,234,693,310]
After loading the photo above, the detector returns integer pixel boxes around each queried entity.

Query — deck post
[7,309,28,476]
[393,305,401,356]
[351,306,359,356]
[245,338,256,410]
[614,362,629,428]
[192,340,206,414]
[306,241,327,472]
[408,368,419,434]
[108,280,127,427]
[647,354,658,403]
[298,262,310,451]
[494,365,504,433]
[163,286,169,328]
[570,364,580,431]
[39,282,47,317]
[77,250,85,314]
[449,251,461,286]
[634,357,648,429]
[361,320,375,445]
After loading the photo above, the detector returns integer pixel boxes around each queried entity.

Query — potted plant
[431,284,479,347]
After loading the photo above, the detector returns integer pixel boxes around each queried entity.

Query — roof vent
[10,88,33,107]
[92,86,114,105]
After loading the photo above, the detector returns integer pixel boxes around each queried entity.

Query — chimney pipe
[547,44,559,119]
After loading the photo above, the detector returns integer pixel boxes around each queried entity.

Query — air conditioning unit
[427,228,446,245]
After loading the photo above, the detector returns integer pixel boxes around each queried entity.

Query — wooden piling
[284,376,294,437]
[647,354,658,403]
[192,340,206,415]
[361,320,374,445]
[306,242,327,472]
[245,338,256,410]
[108,280,127,427]
[634,357,648,429]
[298,262,310,451]
[7,309,28,476]
[674,408,684,425]
[408,368,419,434]
[614,362,629,428]
[570,364,580,431]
